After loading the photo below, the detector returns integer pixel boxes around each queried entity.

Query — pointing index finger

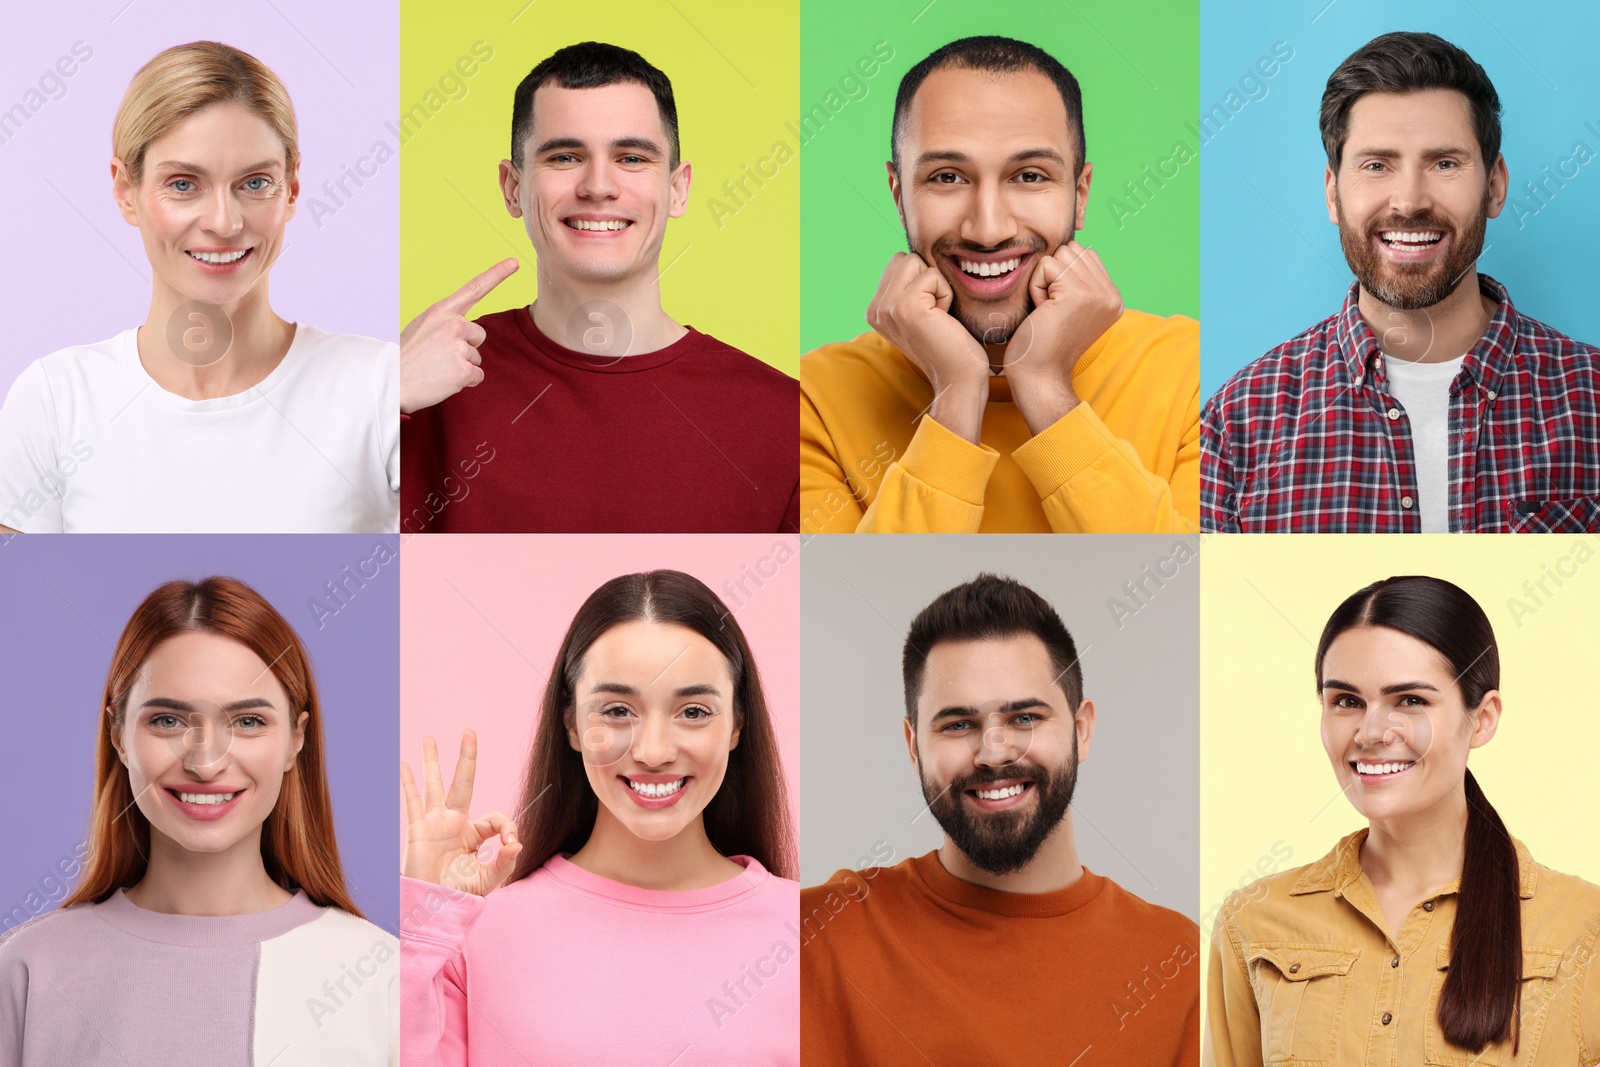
[438,258,520,317]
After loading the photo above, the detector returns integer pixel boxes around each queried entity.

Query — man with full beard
[799,36,1200,534]
[1202,32,1600,533]
[799,575,1199,1066]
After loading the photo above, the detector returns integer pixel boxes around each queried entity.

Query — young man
[1202,32,1600,533]
[801,575,1199,1065]
[800,36,1199,534]
[400,43,798,533]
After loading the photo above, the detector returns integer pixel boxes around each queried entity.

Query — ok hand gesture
[400,730,523,896]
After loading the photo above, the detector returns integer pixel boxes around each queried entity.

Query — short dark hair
[901,574,1083,724]
[891,36,1085,177]
[1320,31,1502,170]
[510,41,680,169]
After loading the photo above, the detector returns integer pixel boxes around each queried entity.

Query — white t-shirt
[0,324,398,532]
[1382,353,1465,534]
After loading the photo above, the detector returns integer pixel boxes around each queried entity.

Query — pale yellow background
[1201,534,1600,1011]
[400,0,800,373]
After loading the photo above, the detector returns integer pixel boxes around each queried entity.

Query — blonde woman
[0,577,396,1065]
[0,42,397,534]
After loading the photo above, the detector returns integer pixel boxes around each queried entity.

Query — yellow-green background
[400,1,800,375]
[1201,534,1600,1006]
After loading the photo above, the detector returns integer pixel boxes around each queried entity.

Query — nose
[1356,703,1403,749]
[1389,163,1433,221]
[630,712,676,768]
[960,178,1019,250]
[181,714,231,777]
[203,185,244,238]
[575,156,620,201]
[974,711,1023,767]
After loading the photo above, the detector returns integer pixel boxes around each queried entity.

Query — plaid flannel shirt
[1201,275,1600,532]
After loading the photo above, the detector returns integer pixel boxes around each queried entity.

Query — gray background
[800,535,1199,921]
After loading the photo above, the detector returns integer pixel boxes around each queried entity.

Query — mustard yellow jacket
[1206,829,1600,1066]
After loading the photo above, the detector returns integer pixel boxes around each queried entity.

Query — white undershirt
[0,323,398,532]
[1382,353,1465,533]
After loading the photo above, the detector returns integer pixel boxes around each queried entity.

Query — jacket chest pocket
[1423,947,1564,1065]
[1248,943,1361,1066]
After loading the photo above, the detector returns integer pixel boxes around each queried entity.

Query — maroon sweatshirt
[401,307,799,533]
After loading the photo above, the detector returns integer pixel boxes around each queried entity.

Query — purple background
[0,534,400,933]
[0,0,398,390]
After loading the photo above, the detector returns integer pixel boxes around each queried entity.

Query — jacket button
[1382,1012,1393,1025]
[1423,901,1435,911]
[1391,956,1400,968]
[1289,963,1301,974]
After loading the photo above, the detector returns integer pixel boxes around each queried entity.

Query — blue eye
[170,179,195,193]
[244,177,272,192]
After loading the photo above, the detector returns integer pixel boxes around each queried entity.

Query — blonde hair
[112,41,298,185]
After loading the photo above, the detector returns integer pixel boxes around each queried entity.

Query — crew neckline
[514,304,696,373]
[94,888,322,946]
[542,853,771,909]
[122,321,310,412]
[910,850,1106,918]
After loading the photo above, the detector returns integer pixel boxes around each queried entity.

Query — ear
[499,159,525,219]
[566,707,583,753]
[886,161,906,231]
[1073,162,1093,232]
[667,160,692,219]
[111,157,140,227]
[1467,690,1501,750]
[1072,698,1097,764]
[107,705,130,767]
[902,715,920,775]
[1484,152,1508,220]
[288,710,308,769]
[283,158,300,220]
[1324,162,1340,226]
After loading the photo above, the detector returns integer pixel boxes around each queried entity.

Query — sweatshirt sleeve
[0,361,66,533]
[1011,400,1198,533]
[0,931,24,1067]
[1203,902,1262,1067]
[400,876,485,1067]
[1199,396,1242,534]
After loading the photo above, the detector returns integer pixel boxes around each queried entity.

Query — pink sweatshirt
[401,854,798,1066]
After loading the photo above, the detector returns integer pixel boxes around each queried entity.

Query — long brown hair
[1316,576,1518,1055]
[510,570,796,881]
[63,577,362,916]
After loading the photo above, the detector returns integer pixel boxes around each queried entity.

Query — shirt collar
[1290,826,1537,900]
[1333,273,1519,397]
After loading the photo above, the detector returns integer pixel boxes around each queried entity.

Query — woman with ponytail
[0,577,397,1066]
[1205,576,1600,1066]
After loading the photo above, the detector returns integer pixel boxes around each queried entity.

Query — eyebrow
[1347,146,1474,161]
[139,697,277,712]
[929,697,1051,725]
[152,160,284,176]
[535,136,664,157]
[590,682,724,699]
[1320,680,1440,695]
[914,147,1068,170]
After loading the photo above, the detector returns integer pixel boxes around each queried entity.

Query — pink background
[399,534,800,861]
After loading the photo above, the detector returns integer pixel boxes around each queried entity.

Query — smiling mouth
[565,219,632,232]
[187,248,252,265]
[1352,759,1418,778]
[625,776,686,798]
[952,254,1023,279]
[166,787,243,805]
[1377,230,1443,251]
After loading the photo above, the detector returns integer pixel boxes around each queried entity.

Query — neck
[938,813,1084,894]
[125,825,293,916]
[139,280,294,400]
[1359,272,1496,364]
[1360,788,1470,895]
[567,807,741,891]
[528,265,685,356]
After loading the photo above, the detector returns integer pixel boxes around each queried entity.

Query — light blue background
[1201,0,1600,399]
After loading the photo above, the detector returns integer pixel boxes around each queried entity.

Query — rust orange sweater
[801,851,1199,1066]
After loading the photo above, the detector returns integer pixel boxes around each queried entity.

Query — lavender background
[0,0,398,390]
[0,534,400,933]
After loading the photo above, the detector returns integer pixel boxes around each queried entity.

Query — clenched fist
[1002,241,1123,434]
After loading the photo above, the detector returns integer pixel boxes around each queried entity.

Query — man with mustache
[1202,32,1600,532]
[800,575,1199,1065]
[799,36,1199,533]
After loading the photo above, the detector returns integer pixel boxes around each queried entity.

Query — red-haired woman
[0,577,396,1066]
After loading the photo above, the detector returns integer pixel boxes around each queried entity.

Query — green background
[400,1,800,374]
[798,0,1200,354]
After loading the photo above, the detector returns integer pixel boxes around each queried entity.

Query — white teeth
[958,256,1021,278]
[1354,761,1416,776]
[177,791,238,805]
[567,219,629,231]
[1380,231,1441,246]
[187,249,249,264]
[974,783,1025,800]
[627,777,685,798]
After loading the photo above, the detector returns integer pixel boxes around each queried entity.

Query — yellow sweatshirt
[799,309,1199,533]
